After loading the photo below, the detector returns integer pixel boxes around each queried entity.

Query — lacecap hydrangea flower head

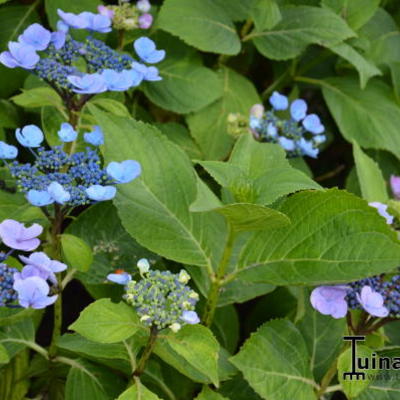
[0,219,66,309]
[99,0,153,30]
[107,259,200,332]
[0,9,165,101]
[249,91,326,158]
[0,123,141,207]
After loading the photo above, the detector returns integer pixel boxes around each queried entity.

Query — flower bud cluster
[0,264,18,307]
[0,123,141,207]
[249,91,326,158]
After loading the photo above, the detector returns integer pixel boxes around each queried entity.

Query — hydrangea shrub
[0,1,400,399]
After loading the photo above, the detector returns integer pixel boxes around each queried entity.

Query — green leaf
[237,189,400,285]
[321,0,380,30]
[69,299,141,343]
[0,100,20,128]
[297,304,346,382]
[117,382,162,400]
[143,36,223,114]
[230,319,317,400]
[195,387,229,400]
[158,0,241,55]
[353,141,388,202]
[250,0,281,31]
[212,305,239,354]
[89,98,130,117]
[322,77,400,160]
[11,87,64,110]
[154,324,220,386]
[187,68,260,160]
[338,345,375,398]
[329,42,381,89]
[61,234,93,273]
[0,344,9,364]
[247,5,354,60]
[213,0,256,21]
[66,202,157,286]
[156,122,203,160]
[91,108,228,270]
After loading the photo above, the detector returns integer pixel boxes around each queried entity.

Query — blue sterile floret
[249,91,327,158]
[0,264,18,307]
[1,123,141,208]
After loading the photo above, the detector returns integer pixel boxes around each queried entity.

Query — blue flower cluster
[108,261,200,332]
[249,91,326,158]
[0,264,18,307]
[347,275,400,318]
[0,123,141,207]
[0,9,165,95]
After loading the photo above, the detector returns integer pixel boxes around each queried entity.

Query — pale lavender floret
[26,190,54,207]
[0,42,39,70]
[86,185,116,201]
[266,123,278,138]
[58,122,77,142]
[80,12,112,33]
[278,136,295,151]
[290,99,307,122]
[16,125,44,148]
[313,134,326,145]
[13,276,57,309]
[134,37,165,64]
[107,272,132,285]
[143,66,162,81]
[84,126,104,146]
[47,182,71,204]
[181,310,200,324]
[57,20,69,33]
[0,141,18,159]
[356,285,389,318]
[107,160,141,184]
[390,175,400,200]
[369,202,394,225]
[98,5,115,19]
[68,73,107,94]
[269,91,288,111]
[310,286,348,319]
[249,116,261,130]
[57,9,90,29]
[18,251,67,284]
[101,69,135,91]
[0,219,43,251]
[19,23,52,51]
[137,0,151,13]
[303,114,324,134]
[250,104,264,119]
[297,138,318,158]
[138,14,153,29]
[51,31,66,50]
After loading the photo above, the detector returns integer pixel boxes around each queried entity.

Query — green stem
[117,29,126,51]
[202,227,235,327]
[240,18,253,39]
[133,326,158,377]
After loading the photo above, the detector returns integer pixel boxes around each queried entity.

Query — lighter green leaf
[353,142,388,202]
[154,324,220,386]
[0,344,9,364]
[11,87,64,110]
[322,77,400,160]
[329,42,381,89]
[187,68,260,160]
[69,299,141,343]
[238,189,400,285]
[117,382,162,400]
[158,0,241,55]
[247,5,354,60]
[250,0,281,31]
[0,100,20,128]
[61,234,93,272]
[89,98,130,117]
[321,0,380,30]
[195,387,229,400]
[92,108,228,271]
[230,319,317,400]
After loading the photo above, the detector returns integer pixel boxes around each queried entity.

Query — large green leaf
[353,142,388,202]
[158,0,241,55]
[297,304,346,382]
[195,387,229,400]
[117,382,162,400]
[322,77,400,160]
[329,42,381,89]
[143,36,223,114]
[154,324,220,386]
[230,319,317,400]
[61,234,93,273]
[237,189,400,285]
[246,5,354,60]
[249,0,281,31]
[69,299,142,344]
[187,67,260,160]
[92,108,228,270]
[321,0,381,30]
